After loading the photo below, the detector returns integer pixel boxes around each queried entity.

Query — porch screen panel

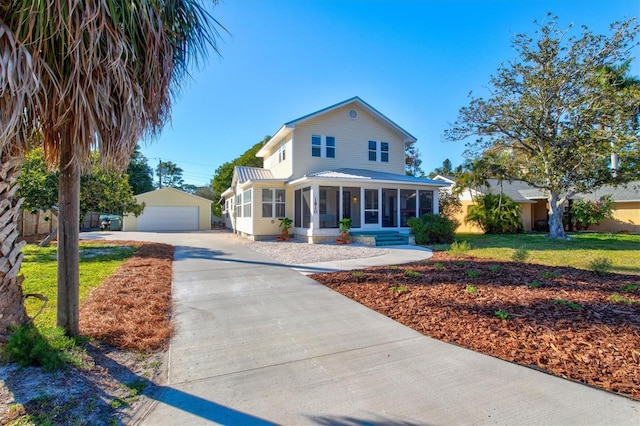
[319,186,339,228]
[419,190,434,216]
[302,187,311,228]
[294,190,302,227]
[343,187,361,228]
[382,188,397,228]
[401,189,417,227]
[364,189,379,224]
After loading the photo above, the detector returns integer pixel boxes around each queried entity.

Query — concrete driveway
[84,231,640,425]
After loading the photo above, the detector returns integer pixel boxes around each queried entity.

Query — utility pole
[158,159,163,188]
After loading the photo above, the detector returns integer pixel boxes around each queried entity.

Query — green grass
[426,233,640,275]
[21,243,137,328]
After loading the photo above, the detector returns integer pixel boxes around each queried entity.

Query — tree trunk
[0,155,29,337]
[547,192,567,239]
[57,135,80,336]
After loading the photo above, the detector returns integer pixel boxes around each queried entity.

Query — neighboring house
[221,97,447,242]
[436,176,640,234]
[123,187,212,231]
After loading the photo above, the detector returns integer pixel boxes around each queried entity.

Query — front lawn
[428,233,640,275]
[20,242,137,327]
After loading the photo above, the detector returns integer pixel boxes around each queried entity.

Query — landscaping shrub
[465,193,523,234]
[408,214,457,244]
[570,195,615,231]
[1,325,79,371]
[589,256,613,275]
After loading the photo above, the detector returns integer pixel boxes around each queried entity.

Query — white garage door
[136,206,199,231]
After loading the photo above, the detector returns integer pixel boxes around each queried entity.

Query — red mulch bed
[311,252,640,400]
[79,241,174,352]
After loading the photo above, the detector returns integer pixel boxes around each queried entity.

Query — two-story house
[221,97,447,242]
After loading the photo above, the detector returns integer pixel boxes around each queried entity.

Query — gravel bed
[244,238,390,265]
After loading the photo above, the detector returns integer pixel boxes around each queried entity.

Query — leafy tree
[1,0,223,335]
[18,149,144,244]
[465,193,523,234]
[570,195,615,231]
[80,155,145,220]
[438,189,462,228]
[156,161,185,190]
[405,145,424,177]
[126,145,154,195]
[446,15,639,239]
[211,136,269,216]
[428,158,455,178]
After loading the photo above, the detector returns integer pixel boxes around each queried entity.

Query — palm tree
[0,1,223,335]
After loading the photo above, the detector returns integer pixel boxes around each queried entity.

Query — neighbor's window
[262,188,286,218]
[235,194,242,218]
[242,189,252,217]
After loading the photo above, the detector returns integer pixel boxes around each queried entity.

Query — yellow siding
[589,202,640,234]
[290,104,406,180]
[251,183,294,237]
[453,201,534,233]
[123,187,212,231]
[263,138,293,179]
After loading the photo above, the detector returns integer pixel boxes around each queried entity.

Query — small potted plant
[337,218,352,244]
[277,217,293,241]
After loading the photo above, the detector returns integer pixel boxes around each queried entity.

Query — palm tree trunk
[57,134,80,336]
[0,154,29,337]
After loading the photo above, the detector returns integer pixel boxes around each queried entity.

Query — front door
[363,188,380,229]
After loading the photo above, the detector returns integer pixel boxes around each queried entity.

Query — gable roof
[290,168,449,187]
[256,96,417,157]
[134,186,213,204]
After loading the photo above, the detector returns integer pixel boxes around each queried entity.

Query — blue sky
[140,0,640,187]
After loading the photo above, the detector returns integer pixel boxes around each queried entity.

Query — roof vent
[348,109,358,120]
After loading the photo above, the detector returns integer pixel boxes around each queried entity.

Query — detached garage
[123,187,212,232]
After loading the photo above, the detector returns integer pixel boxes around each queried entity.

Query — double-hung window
[278,145,286,163]
[380,142,389,162]
[311,135,322,157]
[368,141,377,161]
[311,135,336,158]
[368,141,389,162]
[235,194,242,217]
[242,189,252,217]
[262,189,286,217]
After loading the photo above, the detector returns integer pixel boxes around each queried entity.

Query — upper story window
[368,141,377,161]
[368,140,389,163]
[278,145,286,163]
[311,135,336,158]
[380,142,389,162]
[326,136,335,158]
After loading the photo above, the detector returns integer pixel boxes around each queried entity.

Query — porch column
[433,189,440,215]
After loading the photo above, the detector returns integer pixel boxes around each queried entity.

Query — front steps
[350,231,411,246]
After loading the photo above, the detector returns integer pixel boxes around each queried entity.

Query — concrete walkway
[84,231,640,425]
